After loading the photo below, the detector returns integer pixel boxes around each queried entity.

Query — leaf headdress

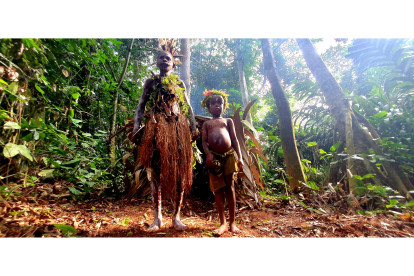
[158,38,182,65]
[201,89,229,114]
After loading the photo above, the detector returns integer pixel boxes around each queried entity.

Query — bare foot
[172,217,188,231]
[214,224,228,236]
[147,218,163,232]
[229,222,241,234]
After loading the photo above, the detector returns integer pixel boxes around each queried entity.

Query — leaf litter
[1,182,414,238]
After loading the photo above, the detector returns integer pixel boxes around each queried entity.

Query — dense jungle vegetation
[1,38,414,213]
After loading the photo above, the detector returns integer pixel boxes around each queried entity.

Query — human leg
[224,174,241,234]
[147,181,163,232]
[172,187,188,231]
[213,188,228,236]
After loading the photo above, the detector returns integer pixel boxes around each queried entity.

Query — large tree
[296,38,414,199]
[179,38,191,98]
[260,38,307,193]
[235,39,253,123]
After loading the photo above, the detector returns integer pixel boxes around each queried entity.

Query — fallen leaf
[396,213,414,222]
[121,218,130,226]
[62,69,69,77]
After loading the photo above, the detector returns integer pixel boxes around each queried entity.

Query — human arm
[227,118,244,172]
[179,81,197,140]
[202,122,214,167]
[132,78,152,137]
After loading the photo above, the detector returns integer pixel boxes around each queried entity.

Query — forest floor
[1,181,414,238]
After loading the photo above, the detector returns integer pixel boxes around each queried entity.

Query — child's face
[208,95,224,116]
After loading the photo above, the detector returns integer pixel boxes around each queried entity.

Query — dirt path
[2,191,414,238]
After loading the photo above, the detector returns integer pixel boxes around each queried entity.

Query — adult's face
[157,51,174,72]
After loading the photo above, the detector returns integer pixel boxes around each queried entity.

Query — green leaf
[82,133,91,137]
[0,110,10,122]
[61,159,82,167]
[72,119,83,124]
[255,127,265,131]
[362,174,374,179]
[8,82,19,95]
[3,121,21,130]
[22,132,33,142]
[3,143,33,161]
[330,142,342,152]
[400,200,414,207]
[386,199,398,208]
[35,85,45,95]
[68,187,82,195]
[319,149,327,154]
[38,169,55,178]
[268,136,278,141]
[307,142,317,147]
[86,182,95,187]
[54,224,77,237]
[373,110,388,119]
[121,218,130,226]
[71,93,80,99]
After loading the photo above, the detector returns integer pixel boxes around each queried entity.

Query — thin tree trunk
[261,38,307,193]
[235,39,253,123]
[180,38,191,99]
[110,38,134,161]
[296,38,413,199]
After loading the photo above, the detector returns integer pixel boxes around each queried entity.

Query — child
[201,89,244,235]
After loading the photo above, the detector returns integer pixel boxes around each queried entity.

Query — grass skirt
[138,112,193,200]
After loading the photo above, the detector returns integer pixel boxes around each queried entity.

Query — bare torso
[205,118,232,153]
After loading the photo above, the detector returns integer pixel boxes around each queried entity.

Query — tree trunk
[110,38,134,161]
[261,38,307,193]
[180,38,191,99]
[296,38,413,199]
[235,39,253,123]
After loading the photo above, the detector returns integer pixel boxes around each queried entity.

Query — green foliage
[0,184,21,200]
[54,224,77,237]
[3,143,33,161]
[1,38,158,196]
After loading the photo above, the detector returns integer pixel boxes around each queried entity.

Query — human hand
[237,159,244,172]
[206,154,214,167]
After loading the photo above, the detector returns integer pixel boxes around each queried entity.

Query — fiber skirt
[138,112,193,200]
